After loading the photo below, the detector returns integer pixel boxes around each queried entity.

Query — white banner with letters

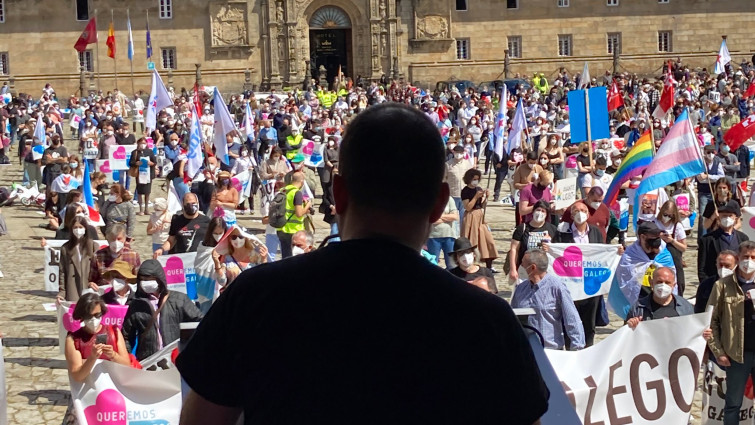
[44,240,108,292]
[70,360,182,425]
[156,252,197,300]
[702,360,754,424]
[553,177,577,210]
[544,243,621,301]
[546,311,711,425]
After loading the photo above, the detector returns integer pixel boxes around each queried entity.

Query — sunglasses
[88,312,104,319]
[230,235,245,240]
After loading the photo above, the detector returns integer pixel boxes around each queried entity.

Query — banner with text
[546,311,711,425]
[702,360,754,424]
[71,360,182,425]
[553,177,577,210]
[44,240,108,293]
[545,243,621,301]
[156,252,197,300]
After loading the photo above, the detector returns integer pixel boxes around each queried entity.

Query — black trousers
[574,295,600,347]
[277,231,294,259]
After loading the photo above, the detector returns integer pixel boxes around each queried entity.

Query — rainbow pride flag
[603,131,653,207]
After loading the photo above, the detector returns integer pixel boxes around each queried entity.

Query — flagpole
[112,9,118,90]
[128,8,135,95]
[95,9,101,92]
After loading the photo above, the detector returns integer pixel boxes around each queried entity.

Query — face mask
[471,180,479,187]
[82,316,101,334]
[707,153,715,160]
[107,130,114,136]
[459,252,475,268]
[112,278,126,292]
[107,195,117,202]
[594,169,605,177]
[140,279,160,294]
[73,227,86,239]
[574,211,588,224]
[550,139,557,145]
[184,203,199,215]
[653,283,673,299]
[213,233,223,242]
[138,144,146,150]
[741,259,755,275]
[718,267,735,279]
[532,211,547,223]
[720,216,736,228]
[454,153,464,160]
[589,201,601,210]
[292,246,306,256]
[661,214,673,223]
[124,131,130,136]
[70,162,78,169]
[110,240,124,254]
[527,163,535,169]
[539,159,548,165]
[240,151,248,157]
[646,237,662,249]
[613,159,622,167]
[231,238,246,249]
[170,140,178,146]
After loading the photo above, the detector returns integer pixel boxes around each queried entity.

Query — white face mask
[213,233,223,242]
[454,153,464,160]
[589,201,601,210]
[740,259,755,275]
[527,163,535,169]
[661,214,673,223]
[140,280,160,294]
[231,238,246,249]
[532,211,547,223]
[110,240,124,254]
[82,316,101,334]
[471,180,479,187]
[70,162,78,169]
[718,267,735,279]
[112,278,126,292]
[107,195,117,202]
[540,158,548,166]
[574,211,588,224]
[653,283,673,299]
[613,159,622,167]
[292,246,306,256]
[459,252,475,268]
[720,216,736,228]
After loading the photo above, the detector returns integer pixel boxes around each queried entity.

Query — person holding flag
[129,137,157,216]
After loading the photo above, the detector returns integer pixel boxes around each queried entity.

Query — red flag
[607,81,624,111]
[724,113,755,151]
[193,83,203,120]
[74,18,98,53]
[106,21,116,59]
[652,61,675,119]
[745,79,755,98]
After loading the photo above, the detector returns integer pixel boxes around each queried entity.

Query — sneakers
[236,209,245,215]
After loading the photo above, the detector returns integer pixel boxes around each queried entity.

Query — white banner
[44,240,108,292]
[546,311,712,425]
[545,243,621,301]
[108,144,138,171]
[553,177,577,210]
[70,360,182,425]
[702,361,754,424]
[156,252,197,300]
[741,207,755,241]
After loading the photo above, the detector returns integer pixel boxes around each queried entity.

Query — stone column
[79,66,87,97]
[266,0,282,88]
[195,64,203,87]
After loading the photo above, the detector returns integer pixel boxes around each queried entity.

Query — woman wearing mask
[448,237,497,293]
[122,260,204,361]
[261,147,289,189]
[166,145,190,201]
[129,137,157,215]
[576,142,593,198]
[215,225,268,287]
[537,152,553,179]
[465,117,482,159]
[102,183,136,240]
[57,216,98,302]
[231,146,255,214]
[101,260,137,306]
[210,171,240,227]
[146,198,172,253]
[703,178,739,232]
[655,200,688,294]
[543,135,564,180]
[462,134,477,166]
[68,154,84,184]
[193,218,227,312]
[460,169,498,271]
[54,202,97,240]
[91,171,109,211]
[509,201,557,282]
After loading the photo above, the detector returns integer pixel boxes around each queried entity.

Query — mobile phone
[96,334,107,345]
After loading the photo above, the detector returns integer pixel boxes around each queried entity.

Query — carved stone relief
[415,15,449,40]
[210,2,249,47]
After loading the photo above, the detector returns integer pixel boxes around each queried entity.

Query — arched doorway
[309,6,352,87]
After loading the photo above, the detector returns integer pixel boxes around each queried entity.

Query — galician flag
[126,13,134,61]
[186,105,204,179]
[145,69,172,131]
[213,87,235,165]
[715,38,731,75]
[494,84,508,160]
[506,98,527,154]
[33,118,46,145]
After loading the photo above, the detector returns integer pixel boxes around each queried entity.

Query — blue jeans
[697,192,712,241]
[724,351,755,425]
[426,237,456,269]
[152,243,163,253]
[330,222,341,243]
[452,196,463,238]
[173,177,189,202]
[265,232,280,262]
[118,172,131,191]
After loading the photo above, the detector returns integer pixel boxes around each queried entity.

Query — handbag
[128,165,139,178]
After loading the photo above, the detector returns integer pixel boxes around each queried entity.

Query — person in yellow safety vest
[276,172,311,259]
[531,73,541,90]
[337,87,349,98]
[537,73,549,95]
[316,89,326,105]
[285,129,304,160]
[321,91,337,109]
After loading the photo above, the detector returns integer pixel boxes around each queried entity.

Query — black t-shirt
[460,186,483,210]
[703,199,729,219]
[449,266,497,293]
[176,239,549,424]
[43,145,68,176]
[512,222,557,267]
[650,298,679,320]
[168,213,210,253]
[739,277,755,353]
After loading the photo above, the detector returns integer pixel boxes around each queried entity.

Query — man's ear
[429,183,450,223]
[333,174,348,216]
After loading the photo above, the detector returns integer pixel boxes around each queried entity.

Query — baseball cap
[637,221,663,237]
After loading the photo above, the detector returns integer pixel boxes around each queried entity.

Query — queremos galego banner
[702,360,754,424]
[546,311,711,425]
[545,243,621,301]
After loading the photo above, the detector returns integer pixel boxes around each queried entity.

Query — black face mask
[184,203,199,215]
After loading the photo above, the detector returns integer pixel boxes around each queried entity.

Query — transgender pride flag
[633,110,704,228]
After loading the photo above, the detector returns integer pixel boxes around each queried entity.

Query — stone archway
[308,6,352,86]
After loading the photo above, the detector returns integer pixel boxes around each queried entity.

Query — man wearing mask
[698,201,749,283]
[276,172,311,259]
[582,156,613,194]
[164,133,181,164]
[707,241,755,425]
[560,187,612,241]
[90,223,142,287]
[695,250,738,314]
[518,170,553,224]
[155,193,210,257]
[697,144,726,240]
[444,144,473,231]
[626,267,703,328]
[291,230,315,256]
[101,260,137,306]
[718,143,740,181]
[43,134,68,188]
[257,120,278,159]
[511,249,585,350]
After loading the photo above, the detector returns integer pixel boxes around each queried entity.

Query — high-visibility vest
[285,134,303,160]
[281,184,305,234]
[322,93,336,108]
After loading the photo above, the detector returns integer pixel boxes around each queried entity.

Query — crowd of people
[3,55,755,423]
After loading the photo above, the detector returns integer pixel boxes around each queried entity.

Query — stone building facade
[0,0,754,97]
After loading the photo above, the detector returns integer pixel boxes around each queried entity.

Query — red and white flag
[724,113,755,151]
[74,17,97,53]
[652,62,675,119]
[607,81,624,111]
[744,78,755,99]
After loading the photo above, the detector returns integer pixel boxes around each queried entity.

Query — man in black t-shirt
[625,267,696,326]
[154,193,210,257]
[177,103,549,424]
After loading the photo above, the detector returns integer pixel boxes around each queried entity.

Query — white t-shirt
[581,172,613,194]
[654,218,687,242]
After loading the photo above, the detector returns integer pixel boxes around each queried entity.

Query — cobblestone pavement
[0,140,708,423]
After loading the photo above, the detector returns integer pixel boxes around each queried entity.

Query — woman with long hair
[130,137,157,215]
[460,168,498,270]
[102,183,136,239]
[215,225,268,287]
[57,216,98,302]
[210,171,240,227]
[655,200,688,294]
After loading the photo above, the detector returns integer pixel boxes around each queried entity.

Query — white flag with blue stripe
[186,105,204,179]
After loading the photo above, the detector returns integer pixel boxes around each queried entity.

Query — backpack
[268,188,293,229]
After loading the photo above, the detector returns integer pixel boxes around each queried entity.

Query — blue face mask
[595,169,605,177]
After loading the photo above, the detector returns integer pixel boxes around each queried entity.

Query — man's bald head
[652,267,676,287]
[291,172,305,184]
[183,192,198,204]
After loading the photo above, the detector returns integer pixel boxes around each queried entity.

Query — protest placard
[702,360,754,424]
[156,252,197,300]
[95,159,116,183]
[56,301,129,355]
[552,177,577,210]
[545,311,711,425]
[107,144,138,171]
[44,240,108,292]
[544,243,621,301]
[740,207,755,241]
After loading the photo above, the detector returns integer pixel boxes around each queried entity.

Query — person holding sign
[509,200,557,282]
[129,137,157,216]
